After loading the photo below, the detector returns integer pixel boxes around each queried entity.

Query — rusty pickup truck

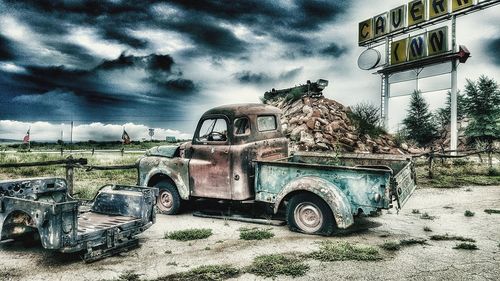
[0,177,157,261]
[138,104,416,235]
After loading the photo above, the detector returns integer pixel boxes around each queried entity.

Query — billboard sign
[408,0,427,26]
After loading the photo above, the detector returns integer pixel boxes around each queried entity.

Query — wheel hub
[294,202,323,233]
[159,190,173,211]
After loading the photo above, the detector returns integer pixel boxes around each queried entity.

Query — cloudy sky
[0,0,498,141]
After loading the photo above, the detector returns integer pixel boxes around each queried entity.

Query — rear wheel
[154,180,181,215]
[286,193,335,235]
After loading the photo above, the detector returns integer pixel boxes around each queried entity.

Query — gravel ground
[1,185,499,281]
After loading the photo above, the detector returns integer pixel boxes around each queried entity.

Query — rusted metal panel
[138,156,190,200]
[0,178,157,261]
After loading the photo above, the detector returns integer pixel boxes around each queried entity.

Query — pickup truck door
[188,116,232,199]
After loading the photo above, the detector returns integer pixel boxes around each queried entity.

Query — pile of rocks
[267,96,418,154]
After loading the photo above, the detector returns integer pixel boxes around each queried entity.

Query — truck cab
[138,104,288,213]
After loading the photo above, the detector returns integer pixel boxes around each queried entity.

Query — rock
[300,131,315,147]
[290,124,308,141]
[401,143,409,150]
[306,118,316,130]
[302,105,313,115]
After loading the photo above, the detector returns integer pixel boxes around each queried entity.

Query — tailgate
[392,161,417,208]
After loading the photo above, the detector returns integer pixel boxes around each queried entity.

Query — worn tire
[286,193,335,236]
[154,180,181,215]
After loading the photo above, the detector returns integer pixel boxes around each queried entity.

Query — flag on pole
[23,129,30,143]
[122,129,131,144]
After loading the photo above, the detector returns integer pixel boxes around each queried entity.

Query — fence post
[66,156,74,195]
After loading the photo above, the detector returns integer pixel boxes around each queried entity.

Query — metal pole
[383,37,390,131]
[450,15,458,155]
[70,121,73,153]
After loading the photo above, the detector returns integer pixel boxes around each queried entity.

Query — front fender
[139,157,190,200]
[273,176,354,229]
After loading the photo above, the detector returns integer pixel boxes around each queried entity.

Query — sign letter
[358,19,373,44]
[427,26,448,56]
[373,13,388,38]
[409,34,427,61]
[429,0,448,19]
[452,0,474,12]
[408,0,426,26]
[391,38,408,65]
[390,5,406,31]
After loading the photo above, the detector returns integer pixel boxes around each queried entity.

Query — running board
[192,211,286,226]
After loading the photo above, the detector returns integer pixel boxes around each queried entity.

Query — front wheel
[286,193,335,235]
[154,180,181,215]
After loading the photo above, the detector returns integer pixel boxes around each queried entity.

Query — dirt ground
[1,185,499,281]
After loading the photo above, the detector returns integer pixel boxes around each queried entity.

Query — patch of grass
[165,228,213,241]
[117,271,141,281]
[309,241,381,261]
[400,238,427,246]
[430,234,475,243]
[166,262,177,266]
[423,226,432,232]
[164,250,172,254]
[415,161,500,188]
[484,209,500,214]
[420,212,435,220]
[238,227,274,240]
[453,243,478,250]
[0,269,20,281]
[380,241,400,251]
[246,254,309,278]
[411,209,420,214]
[204,246,211,251]
[155,265,240,281]
[464,210,475,217]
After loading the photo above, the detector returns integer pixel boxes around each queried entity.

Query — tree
[435,90,466,130]
[402,90,438,147]
[463,75,500,167]
[348,102,385,137]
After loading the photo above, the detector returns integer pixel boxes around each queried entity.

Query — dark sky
[0,0,498,140]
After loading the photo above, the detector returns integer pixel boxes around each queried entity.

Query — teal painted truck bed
[254,152,416,226]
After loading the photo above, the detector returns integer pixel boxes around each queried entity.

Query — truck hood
[145,145,180,158]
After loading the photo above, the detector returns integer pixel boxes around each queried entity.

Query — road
[1,185,499,281]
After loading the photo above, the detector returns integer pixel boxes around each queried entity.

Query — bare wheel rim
[158,190,173,211]
[293,202,323,233]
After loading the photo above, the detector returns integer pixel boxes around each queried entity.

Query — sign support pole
[450,15,458,155]
[382,37,390,131]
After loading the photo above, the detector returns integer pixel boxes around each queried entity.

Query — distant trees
[435,90,466,130]
[462,75,500,167]
[402,90,438,147]
[349,102,385,137]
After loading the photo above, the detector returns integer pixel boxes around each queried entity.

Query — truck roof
[202,103,281,119]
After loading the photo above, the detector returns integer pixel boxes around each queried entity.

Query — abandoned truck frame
[138,103,416,235]
[0,177,157,261]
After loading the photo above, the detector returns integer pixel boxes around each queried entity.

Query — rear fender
[273,176,354,229]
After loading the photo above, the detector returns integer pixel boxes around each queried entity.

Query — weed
[204,246,211,251]
[117,271,141,281]
[155,265,240,281]
[239,227,274,240]
[380,241,400,251]
[215,240,224,244]
[164,250,172,254]
[420,212,435,220]
[246,254,309,278]
[165,229,213,241]
[423,226,432,232]
[453,243,478,250]
[464,210,475,217]
[0,269,20,281]
[443,206,453,209]
[400,238,427,246]
[465,188,472,192]
[430,234,475,243]
[411,209,420,214]
[166,262,178,266]
[484,209,500,214]
[309,241,381,261]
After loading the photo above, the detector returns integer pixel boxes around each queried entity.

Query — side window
[257,115,277,132]
[234,117,250,136]
[196,118,228,142]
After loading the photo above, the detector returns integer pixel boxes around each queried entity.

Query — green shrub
[464,210,475,217]
[309,241,381,261]
[239,227,274,240]
[246,254,309,278]
[165,229,213,241]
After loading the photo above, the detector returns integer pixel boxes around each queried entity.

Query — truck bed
[77,212,139,234]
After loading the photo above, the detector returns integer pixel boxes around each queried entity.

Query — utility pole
[450,15,458,155]
[70,121,73,153]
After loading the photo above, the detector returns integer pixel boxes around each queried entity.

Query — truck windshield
[197,118,228,142]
